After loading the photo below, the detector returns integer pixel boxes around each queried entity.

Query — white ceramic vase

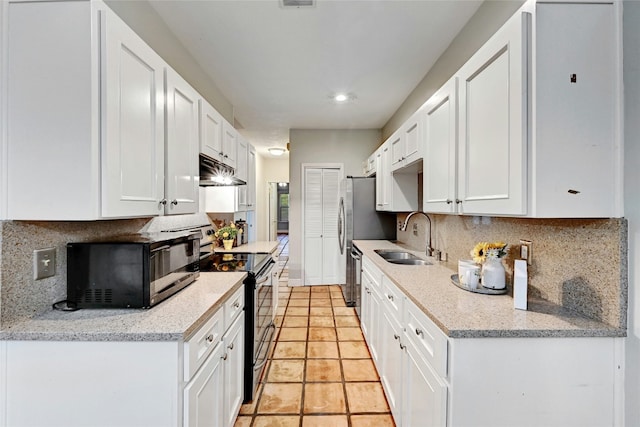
[481,255,506,289]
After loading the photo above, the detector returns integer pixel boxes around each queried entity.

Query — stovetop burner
[199,252,270,274]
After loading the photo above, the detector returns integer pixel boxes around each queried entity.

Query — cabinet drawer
[224,287,244,329]
[381,275,403,323]
[184,308,224,381]
[362,256,382,289]
[405,299,448,379]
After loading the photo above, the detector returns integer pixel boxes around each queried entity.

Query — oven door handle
[255,261,276,287]
[254,323,276,370]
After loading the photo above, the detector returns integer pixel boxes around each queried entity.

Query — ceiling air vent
[281,0,315,8]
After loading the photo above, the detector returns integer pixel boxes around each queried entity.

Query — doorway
[268,182,289,241]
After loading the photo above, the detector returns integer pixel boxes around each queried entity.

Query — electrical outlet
[34,248,56,280]
[519,240,532,265]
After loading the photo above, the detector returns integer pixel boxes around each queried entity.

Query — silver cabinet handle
[222,353,228,361]
[400,342,406,350]
[228,342,234,351]
[446,199,453,205]
[455,199,462,204]
[415,328,424,337]
[171,199,178,206]
[387,294,394,301]
[159,199,167,206]
[233,301,240,308]
[393,334,400,340]
[206,334,214,343]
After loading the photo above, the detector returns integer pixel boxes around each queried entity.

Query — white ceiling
[149,0,483,157]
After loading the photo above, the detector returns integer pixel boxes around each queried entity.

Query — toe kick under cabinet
[360,255,620,427]
[0,287,244,427]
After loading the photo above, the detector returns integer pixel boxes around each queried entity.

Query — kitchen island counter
[354,240,624,338]
[0,272,246,342]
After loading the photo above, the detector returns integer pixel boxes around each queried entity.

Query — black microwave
[67,232,200,309]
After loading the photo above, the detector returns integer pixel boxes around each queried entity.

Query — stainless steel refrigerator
[338,176,396,314]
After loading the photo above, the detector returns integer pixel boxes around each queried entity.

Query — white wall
[288,129,381,285]
[624,1,640,423]
[104,0,233,122]
[383,0,524,140]
[255,157,289,241]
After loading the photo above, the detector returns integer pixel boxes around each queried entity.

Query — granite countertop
[354,240,624,339]
[214,240,279,254]
[0,272,246,342]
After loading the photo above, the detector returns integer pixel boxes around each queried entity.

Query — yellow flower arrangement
[214,221,243,244]
[471,241,507,264]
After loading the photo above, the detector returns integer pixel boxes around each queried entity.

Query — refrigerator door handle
[338,197,345,254]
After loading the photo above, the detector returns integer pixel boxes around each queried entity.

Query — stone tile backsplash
[0,219,149,326]
[396,214,627,329]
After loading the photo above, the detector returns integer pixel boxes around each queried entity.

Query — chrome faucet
[400,211,434,257]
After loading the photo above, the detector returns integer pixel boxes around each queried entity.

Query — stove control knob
[206,229,214,236]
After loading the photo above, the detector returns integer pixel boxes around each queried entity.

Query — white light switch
[34,248,56,280]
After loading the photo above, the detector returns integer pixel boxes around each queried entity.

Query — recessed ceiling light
[331,93,356,103]
[268,147,286,156]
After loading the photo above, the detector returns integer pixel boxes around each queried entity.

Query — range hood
[199,154,246,186]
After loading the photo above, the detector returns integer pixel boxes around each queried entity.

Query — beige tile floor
[234,285,395,427]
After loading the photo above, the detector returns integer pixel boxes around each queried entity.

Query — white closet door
[321,169,341,284]
[303,167,341,285]
[304,168,324,285]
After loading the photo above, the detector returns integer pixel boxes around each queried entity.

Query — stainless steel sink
[374,249,432,265]
[374,249,419,260]
[387,258,432,266]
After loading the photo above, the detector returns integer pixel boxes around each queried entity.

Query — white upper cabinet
[246,145,257,211]
[456,10,529,216]
[199,99,224,161]
[421,0,622,218]
[423,77,458,214]
[5,0,169,220]
[101,4,167,218]
[391,108,423,172]
[376,136,419,213]
[235,135,248,184]
[221,121,238,169]
[164,68,199,215]
[530,2,620,217]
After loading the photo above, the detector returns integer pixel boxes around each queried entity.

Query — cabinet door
[360,272,372,341]
[403,341,448,427]
[235,136,248,183]
[379,308,404,424]
[402,110,422,167]
[389,132,404,171]
[165,68,199,215]
[101,7,165,218]
[221,121,237,169]
[184,342,225,427]
[199,100,224,161]
[246,145,256,210]
[223,313,245,427]
[368,285,383,364]
[380,144,391,211]
[457,11,529,215]
[423,77,458,214]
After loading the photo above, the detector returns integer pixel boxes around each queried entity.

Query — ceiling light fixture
[331,93,356,104]
[268,147,286,156]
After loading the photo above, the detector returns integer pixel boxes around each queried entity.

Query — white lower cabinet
[403,339,447,427]
[184,339,225,427]
[360,255,619,427]
[222,313,245,427]
[1,288,245,427]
